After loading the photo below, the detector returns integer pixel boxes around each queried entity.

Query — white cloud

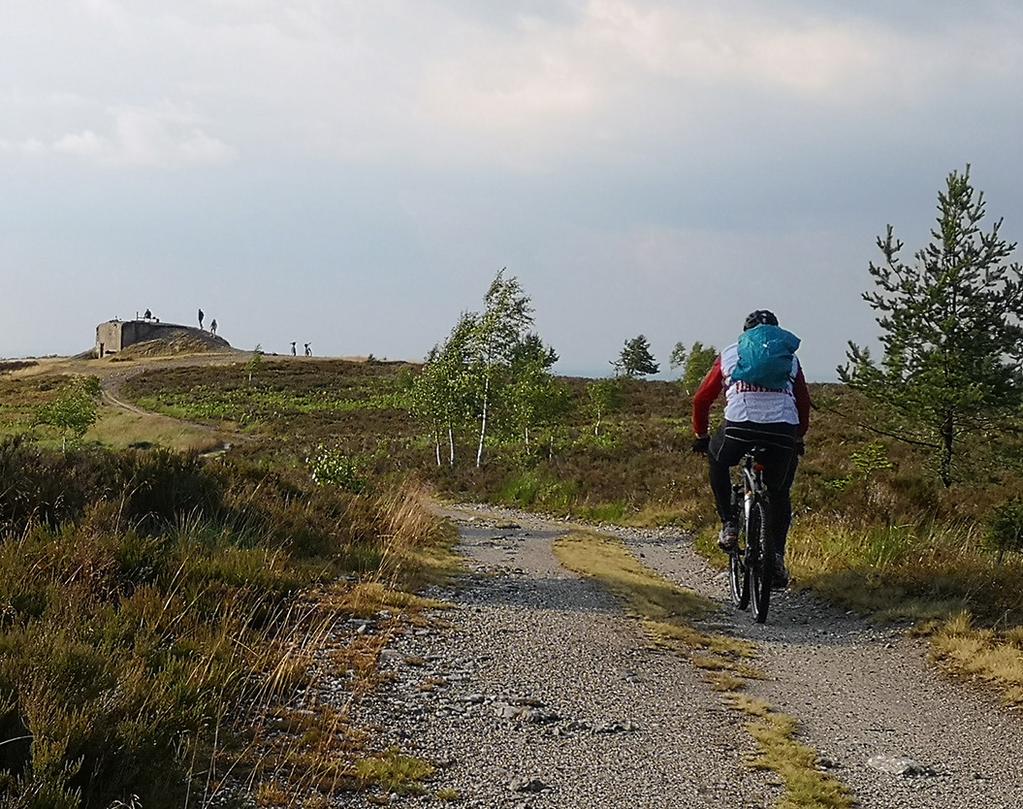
[410,0,1021,163]
[3,1,1018,171]
[5,104,237,168]
[108,104,237,167]
[0,138,47,155]
[52,129,105,157]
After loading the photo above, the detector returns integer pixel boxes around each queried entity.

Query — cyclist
[691,310,810,587]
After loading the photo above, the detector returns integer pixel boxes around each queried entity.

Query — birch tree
[436,313,478,465]
[410,347,446,466]
[410,313,477,466]
[507,334,559,450]
[470,270,534,467]
[681,342,718,395]
[586,377,622,437]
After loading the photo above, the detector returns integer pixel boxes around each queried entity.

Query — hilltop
[110,330,233,360]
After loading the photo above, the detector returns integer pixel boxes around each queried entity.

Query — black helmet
[743,309,779,331]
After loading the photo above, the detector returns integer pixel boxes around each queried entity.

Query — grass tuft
[354,750,435,795]
[728,695,852,809]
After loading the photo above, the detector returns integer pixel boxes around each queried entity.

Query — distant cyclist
[691,310,810,587]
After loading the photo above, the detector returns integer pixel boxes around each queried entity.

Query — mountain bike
[727,448,774,623]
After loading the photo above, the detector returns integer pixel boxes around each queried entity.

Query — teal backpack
[732,324,800,390]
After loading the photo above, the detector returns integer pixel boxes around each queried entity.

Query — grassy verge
[0,439,454,807]
[786,516,1023,705]
[695,513,1023,705]
[86,404,228,453]
[554,531,852,809]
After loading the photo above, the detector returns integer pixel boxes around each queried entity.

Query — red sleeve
[692,356,723,436]
[794,366,811,437]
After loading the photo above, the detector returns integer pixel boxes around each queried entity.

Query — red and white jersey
[692,343,811,436]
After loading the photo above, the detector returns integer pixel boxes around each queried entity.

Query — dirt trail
[344,505,1023,808]
[33,352,251,447]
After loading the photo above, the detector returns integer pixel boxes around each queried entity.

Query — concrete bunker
[95,319,228,357]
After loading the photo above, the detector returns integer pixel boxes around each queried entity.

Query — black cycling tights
[707,421,798,555]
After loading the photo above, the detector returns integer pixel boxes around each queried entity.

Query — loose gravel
[333,504,1023,808]
[338,510,774,807]
[635,532,1023,809]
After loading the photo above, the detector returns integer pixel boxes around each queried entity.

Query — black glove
[796,439,806,457]
[692,435,710,455]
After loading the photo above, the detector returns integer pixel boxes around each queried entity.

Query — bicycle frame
[740,455,769,526]
[728,451,774,622]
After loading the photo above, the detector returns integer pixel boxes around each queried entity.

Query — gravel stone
[866,755,932,777]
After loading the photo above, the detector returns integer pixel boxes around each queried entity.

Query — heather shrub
[0,440,445,806]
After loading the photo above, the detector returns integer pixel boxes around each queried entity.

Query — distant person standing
[304,343,312,357]
[144,308,152,320]
[290,341,297,356]
[210,319,218,336]
[198,308,205,330]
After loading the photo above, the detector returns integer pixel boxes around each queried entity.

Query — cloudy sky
[2,1,1021,378]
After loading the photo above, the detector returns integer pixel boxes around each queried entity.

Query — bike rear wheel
[748,499,774,623]
[729,549,749,609]
[727,487,749,608]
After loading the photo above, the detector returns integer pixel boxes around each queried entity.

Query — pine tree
[840,166,1023,486]
[617,335,659,377]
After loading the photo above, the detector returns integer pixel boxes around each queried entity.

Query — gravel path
[635,533,1023,809]
[338,505,1023,808]
[342,510,775,808]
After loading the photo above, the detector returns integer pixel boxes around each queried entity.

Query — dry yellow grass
[728,695,852,809]
[779,515,1023,705]
[554,530,717,623]
[87,404,227,452]
[240,493,458,803]
[554,530,852,809]
[929,612,1023,704]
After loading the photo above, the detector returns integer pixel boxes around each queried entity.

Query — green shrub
[0,438,223,536]
[33,377,99,450]
[307,445,367,493]
[498,470,575,510]
[985,500,1023,562]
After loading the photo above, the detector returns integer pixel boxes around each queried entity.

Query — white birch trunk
[476,375,490,468]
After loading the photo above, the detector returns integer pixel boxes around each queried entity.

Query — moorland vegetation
[1,166,1022,806]
[119,167,1023,705]
[0,387,452,805]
